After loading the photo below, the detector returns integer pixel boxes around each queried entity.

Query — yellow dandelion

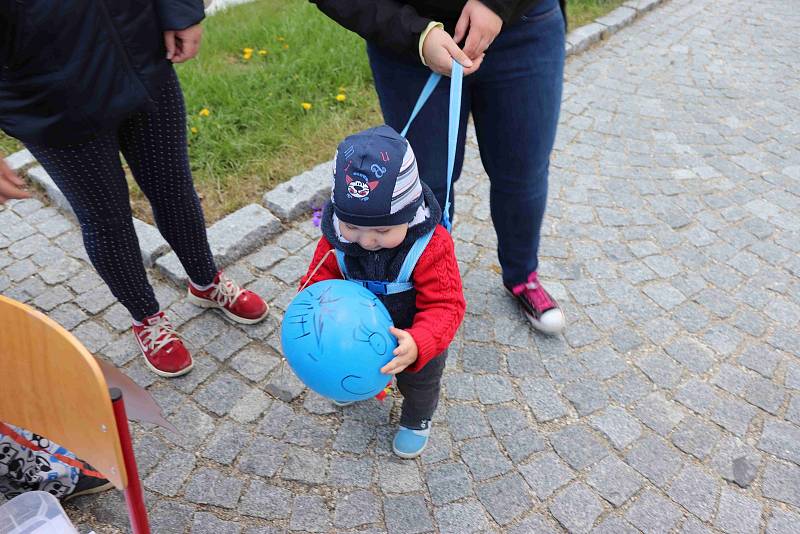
[283,43,289,50]
[243,47,254,54]
[301,102,312,111]
[335,93,346,102]
[190,127,198,134]
[276,36,285,42]
[259,49,268,56]
[199,108,210,117]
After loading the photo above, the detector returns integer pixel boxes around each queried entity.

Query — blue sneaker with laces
[392,420,431,459]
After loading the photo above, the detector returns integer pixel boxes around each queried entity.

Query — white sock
[191,280,214,291]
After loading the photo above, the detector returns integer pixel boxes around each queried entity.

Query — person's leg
[367,44,471,218]
[470,0,565,286]
[393,352,447,458]
[118,69,268,324]
[469,0,566,333]
[118,69,217,287]
[25,137,160,321]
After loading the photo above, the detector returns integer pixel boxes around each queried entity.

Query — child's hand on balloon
[381,327,419,375]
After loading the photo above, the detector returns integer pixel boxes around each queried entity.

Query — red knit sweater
[299,225,466,373]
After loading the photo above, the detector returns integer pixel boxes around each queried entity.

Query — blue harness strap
[335,228,436,296]
[400,61,464,233]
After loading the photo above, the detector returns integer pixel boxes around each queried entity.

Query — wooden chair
[0,295,150,533]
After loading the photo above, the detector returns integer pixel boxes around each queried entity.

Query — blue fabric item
[335,228,435,295]
[332,125,422,227]
[392,423,431,458]
[399,62,463,233]
[367,0,565,285]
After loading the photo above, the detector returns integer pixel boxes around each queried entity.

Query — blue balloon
[280,279,397,402]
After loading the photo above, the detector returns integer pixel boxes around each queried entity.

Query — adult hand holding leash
[421,28,481,76]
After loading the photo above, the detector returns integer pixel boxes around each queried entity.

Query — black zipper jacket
[0,0,204,147]
[310,0,567,61]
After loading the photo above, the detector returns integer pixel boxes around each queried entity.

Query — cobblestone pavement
[2,0,800,532]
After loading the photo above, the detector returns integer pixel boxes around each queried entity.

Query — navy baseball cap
[331,125,423,227]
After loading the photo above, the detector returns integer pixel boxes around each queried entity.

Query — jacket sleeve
[310,0,431,59]
[478,0,525,23]
[155,0,206,31]
[298,237,344,290]
[405,226,466,373]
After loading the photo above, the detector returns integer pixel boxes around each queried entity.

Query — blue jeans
[367,0,565,286]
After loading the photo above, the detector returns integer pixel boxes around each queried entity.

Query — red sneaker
[187,271,269,324]
[132,312,193,377]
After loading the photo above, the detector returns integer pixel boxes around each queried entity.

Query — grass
[2,0,625,222]
[568,0,627,27]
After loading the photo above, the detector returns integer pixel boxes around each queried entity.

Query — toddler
[299,125,465,458]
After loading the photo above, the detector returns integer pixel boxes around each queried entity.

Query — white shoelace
[137,315,181,354]
[209,273,244,307]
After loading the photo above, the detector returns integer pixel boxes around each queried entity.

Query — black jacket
[0,0,205,147]
[311,0,566,61]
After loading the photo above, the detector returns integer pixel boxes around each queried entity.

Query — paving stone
[229,388,272,424]
[201,421,249,465]
[184,467,244,509]
[711,396,758,437]
[443,372,477,400]
[434,499,489,534]
[475,374,516,404]
[264,366,306,402]
[521,377,569,422]
[667,464,718,522]
[383,494,434,534]
[425,462,473,505]
[460,437,513,481]
[500,426,547,463]
[329,455,373,488]
[239,481,292,520]
[671,416,721,460]
[204,329,251,362]
[461,343,501,372]
[636,351,683,388]
[589,406,642,450]
[564,321,602,348]
[144,448,196,496]
[420,425,453,464]
[579,346,627,380]
[333,490,381,529]
[625,490,682,534]
[289,494,330,532]
[281,447,328,484]
[763,460,800,507]
[665,338,716,373]
[745,376,786,414]
[766,508,800,534]
[551,424,610,470]
[50,302,88,330]
[758,419,800,465]
[229,345,280,382]
[634,392,684,436]
[624,435,682,488]
[257,401,295,439]
[171,356,218,394]
[714,487,764,534]
[737,344,782,378]
[607,371,653,406]
[475,473,532,525]
[378,457,424,493]
[72,282,116,314]
[196,373,251,416]
[191,512,242,534]
[238,437,287,477]
[586,454,645,507]
[675,378,719,415]
[506,349,546,377]
[680,517,713,534]
[509,512,560,534]
[32,284,73,311]
[446,404,491,441]
[712,364,752,396]
[591,517,639,534]
[519,452,574,500]
[563,380,609,416]
[549,483,604,534]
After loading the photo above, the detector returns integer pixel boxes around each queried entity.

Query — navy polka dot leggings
[26,70,217,322]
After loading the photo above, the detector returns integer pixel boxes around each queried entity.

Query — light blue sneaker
[392,421,431,459]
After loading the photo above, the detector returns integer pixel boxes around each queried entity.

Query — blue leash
[400,61,464,233]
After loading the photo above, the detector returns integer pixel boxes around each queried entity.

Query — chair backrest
[0,296,127,489]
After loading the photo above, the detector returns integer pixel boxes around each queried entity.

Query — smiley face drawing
[280,279,397,402]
